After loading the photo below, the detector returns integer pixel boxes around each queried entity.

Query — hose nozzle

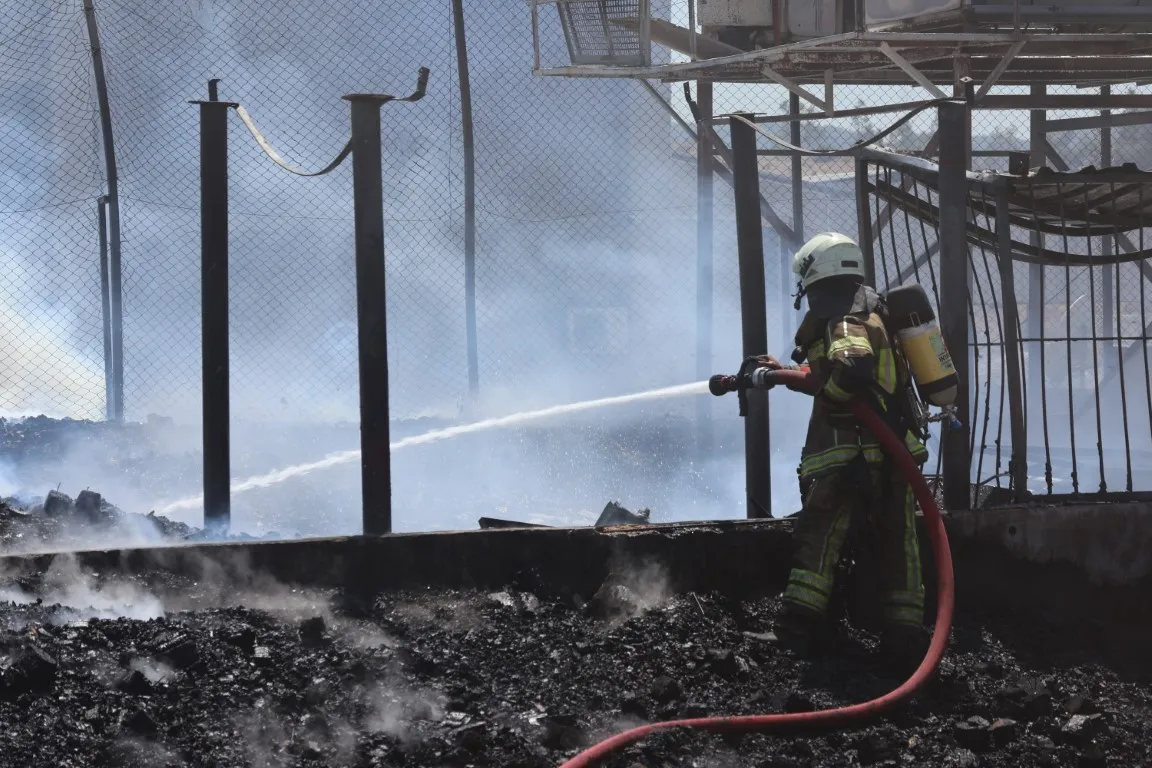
[709,375,737,397]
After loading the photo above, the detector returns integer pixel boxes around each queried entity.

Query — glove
[756,354,784,370]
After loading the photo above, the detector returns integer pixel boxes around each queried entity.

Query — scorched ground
[0,563,1148,768]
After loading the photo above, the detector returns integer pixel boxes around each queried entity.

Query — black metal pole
[452,0,479,400]
[786,92,804,346]
[729,113,772,519]
[855,156,876,286]
[83,0,124,422]
[695,81,714,457]
[1027,84,1045,438]
[937,101,972,511]
[194,81,235,534]
[97,196,113,421]
[1100,85,1114,368]
[996,184,1028,500]
[344,94,394,536]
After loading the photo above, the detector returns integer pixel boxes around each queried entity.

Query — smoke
[0,553,163,626]
[0,0,814,539]
[0,250,106,419]
[362,681,447,743]
[591,558,673,628]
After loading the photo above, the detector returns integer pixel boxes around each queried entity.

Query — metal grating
[558,0,650,66]
[859,148,1152,505]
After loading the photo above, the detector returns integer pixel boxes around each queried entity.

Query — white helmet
[792,232,867,291]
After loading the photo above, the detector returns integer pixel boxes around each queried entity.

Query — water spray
[153,381,709,516]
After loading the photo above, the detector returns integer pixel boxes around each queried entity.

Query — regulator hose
[556,368,955,768]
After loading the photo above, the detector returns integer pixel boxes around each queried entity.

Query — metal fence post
[855,156,876,286]
[995,182,1028,499]
[83,0,124,422]
[193,80,236,534]
[1100,84,1114,369]
[785,92,804,348]
[695,81,714,457]
[1027,84,1046,440]
[937,100,972,511]
[729,113,772,519]
[344,94,395,536]
[97,196,113,421]
[452,0,480,400]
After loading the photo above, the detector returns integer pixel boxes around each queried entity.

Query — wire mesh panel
[94,0,462,425]
[556,0,651,66]
[862,151,1152,505]
[10,0,1152,527]
[0,0,106,419]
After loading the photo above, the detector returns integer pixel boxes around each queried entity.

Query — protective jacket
[779,282,928,634]
[792,284,929,482]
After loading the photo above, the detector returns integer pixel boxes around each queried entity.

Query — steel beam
[785,92,804,350]
[980,94,1152,111]
[1101,86,1115,372]
[344,95,396,536]
[1045,110,1152,134]
[452,0,479,400]
[83,0,123,422]
[193,84,236,535]
[1027,85,1045,446]
[695,81,714,457]
[995,185,1028,501]
[937,101,972,511]
[97,196,113,421]
[974,40,1026,99]
[759,64,830,113]
[879,43,947,98]
[729,113,772,520]
[969,5,1152,23]
[855,155,875,287]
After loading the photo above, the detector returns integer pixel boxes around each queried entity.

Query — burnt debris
[0,488,195,550]
[0,578,1144,767]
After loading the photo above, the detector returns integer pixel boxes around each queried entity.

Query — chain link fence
[5,0,1152,522]
[0,0,106,419]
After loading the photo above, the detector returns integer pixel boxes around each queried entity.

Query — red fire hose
[557,368,955,768]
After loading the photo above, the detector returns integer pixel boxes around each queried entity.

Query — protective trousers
[782,465,924,631]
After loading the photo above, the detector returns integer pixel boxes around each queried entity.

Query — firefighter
[760,232,930,663]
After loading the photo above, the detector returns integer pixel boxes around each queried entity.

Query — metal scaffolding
[534,0,1152,514]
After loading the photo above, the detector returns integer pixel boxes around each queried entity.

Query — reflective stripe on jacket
[795,306,928,481]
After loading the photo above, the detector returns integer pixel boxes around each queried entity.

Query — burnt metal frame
[645,72,1152,515]
[531,5,1152,89]
[855,144,1152,507]
[729,113,772,519]
[534,9,1152,515]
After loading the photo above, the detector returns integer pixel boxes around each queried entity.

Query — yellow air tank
[885,283,958,408]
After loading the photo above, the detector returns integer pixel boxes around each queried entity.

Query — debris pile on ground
[0,489,198,550]
[0,567,1146,767]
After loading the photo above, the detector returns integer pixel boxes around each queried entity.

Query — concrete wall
[947,502,1152,585]
[2,501,1149,629]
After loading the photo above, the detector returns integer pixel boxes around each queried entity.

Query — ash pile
[0,567,1148,768]
[0,489,195,551]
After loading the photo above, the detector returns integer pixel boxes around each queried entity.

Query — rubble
[0,572,1141,767]
[0,488,196,550]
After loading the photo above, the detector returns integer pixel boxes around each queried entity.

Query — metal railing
[860,146,1152,507]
